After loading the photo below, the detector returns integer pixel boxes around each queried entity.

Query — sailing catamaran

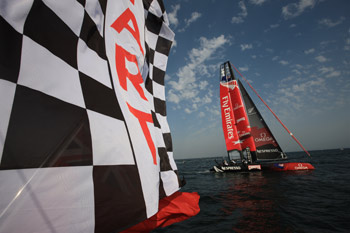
[212,61,314,173]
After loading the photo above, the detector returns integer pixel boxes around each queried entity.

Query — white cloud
[168,35,229,113]
[290,24,297,28]
[276,77,327,110]
[172,39,177,48]
[179,11,202,32]
[185,12,202,27]
[282,0,316,19]
[326,71,341,78]
[319,66,333,74]
[250,0,268,5]
[319,17,345,28]
[318,66,341,78]
[344,37,350,51]
[292,69,301,75]
[240,43,253,51]
[231,17,244,24]
[315,55,327,63]
[199,80,208,90]
[198,112,205,118]
[304,48,315,54]
[165,74,171,81]
[279,60,289,65]
[264,24,280,32]
[168,4,180,28]
[184,108,192,114]
[231,1,248,24]
[239,66,249,72]
[272,56,279,61]
[168,90,180,104]
[238,1,248,17]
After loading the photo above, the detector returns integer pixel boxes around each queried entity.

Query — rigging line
[230,63,311,157]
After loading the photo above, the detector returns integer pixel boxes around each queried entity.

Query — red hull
[265,162,315,171]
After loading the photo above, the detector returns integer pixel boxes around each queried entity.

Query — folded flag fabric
[122,191,201,233]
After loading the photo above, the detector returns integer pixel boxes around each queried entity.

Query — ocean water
[154,149,350,232]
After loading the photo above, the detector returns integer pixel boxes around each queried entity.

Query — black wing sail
[238,80,285,161]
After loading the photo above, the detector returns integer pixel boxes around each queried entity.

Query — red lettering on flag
[115,43,147,101]
[111,8,144,55]
[127,103,157,165]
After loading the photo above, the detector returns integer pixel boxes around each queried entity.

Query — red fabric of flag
[122,191,200,233]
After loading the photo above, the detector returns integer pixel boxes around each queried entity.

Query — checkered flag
[0,0,183,232]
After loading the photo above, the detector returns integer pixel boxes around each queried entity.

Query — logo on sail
[222,96,234,139]
[255,132,273,143]
[221,81,237,90]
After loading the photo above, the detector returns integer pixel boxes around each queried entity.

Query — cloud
[172,39,177,48]
[319,17,345,28]
[318,66,341,78]
[168,90,181,104]
[168,35,229,113]
[289,24,297,28]
[250,0,268,5]
[272,56,279,61]
[319,66,333,74]
[179,11,202,32]
[185,12,202,27]
[239,66,249,72]
[282,0,316,19]
[270,24,280,29]
[168,4,180,28]
[279,60,289,65]
[275,76,327,111]
[231,1,248,24]
[304,48,315,54]
[315,55,327,63]
[240,43,253,51]
[199,80,208,90]
[326,71,341,78]
[345,38,350,51]
[264,23,280,32]
[232,17,244,24]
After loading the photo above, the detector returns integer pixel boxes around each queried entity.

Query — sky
[161,0,350,159]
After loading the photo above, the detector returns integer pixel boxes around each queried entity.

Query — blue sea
[154,149,350,232]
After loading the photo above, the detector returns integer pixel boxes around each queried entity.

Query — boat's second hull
[212,162,314,173]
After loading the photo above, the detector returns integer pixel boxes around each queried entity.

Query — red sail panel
[241,136,256,152]
[220,82,242,151]
[228,80,256,151]
[229,80,251,138]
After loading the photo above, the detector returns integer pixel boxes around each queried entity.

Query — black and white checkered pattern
[0,0,178,232]
[143,0,180,198]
